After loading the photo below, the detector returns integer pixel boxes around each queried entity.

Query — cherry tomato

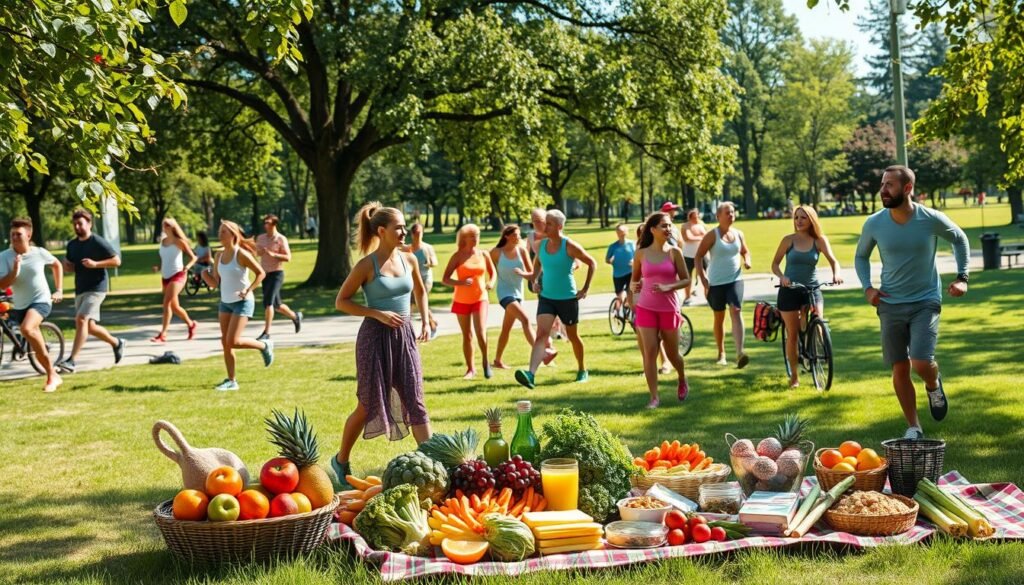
[665,510,687,531]
[691,523,712,543]
[710,526,728,541]
[667,528,687,546]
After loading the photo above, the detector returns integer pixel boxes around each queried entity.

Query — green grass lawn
[2,268,1022,583]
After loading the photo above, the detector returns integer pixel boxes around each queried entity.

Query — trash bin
[981,233,1000,270]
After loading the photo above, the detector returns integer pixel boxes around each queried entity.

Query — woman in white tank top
[203,220,272,391]
[152,218,197,343]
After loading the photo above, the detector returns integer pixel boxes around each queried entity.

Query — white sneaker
[715,355,728,366]
[215,379,239,391]
[903,426,924,440]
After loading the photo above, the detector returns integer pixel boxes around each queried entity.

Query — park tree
[854,0,919,122]
[152,0,736,286]
[537,117,588,212]
[909,138,966,208]
[720,0,800,218]
[841,121,897,212]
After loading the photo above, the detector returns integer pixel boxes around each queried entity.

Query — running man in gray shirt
[854,165,970,440]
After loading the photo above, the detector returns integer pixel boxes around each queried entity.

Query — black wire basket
[881,438,945,497]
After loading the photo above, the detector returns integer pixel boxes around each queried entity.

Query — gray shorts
[75,292,106,322]
[877,300,941,365]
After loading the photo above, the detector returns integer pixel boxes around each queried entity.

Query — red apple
[269,493,299,518]
[260,457,299,494]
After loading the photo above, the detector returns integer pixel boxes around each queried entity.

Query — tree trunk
[250,189,260,236]
[1009,185,1023,224]
[489,192,503,231]
[305,157,357,287]
[151,180,169,244]
[433,204,444,234]
[21,185,46,247]
[124,215,138,245]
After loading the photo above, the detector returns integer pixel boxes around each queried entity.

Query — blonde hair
[456,223,480,249]
[794,205,824,241]
[220,220,257,255]
[357,201,402,254]
[162,217,191,248]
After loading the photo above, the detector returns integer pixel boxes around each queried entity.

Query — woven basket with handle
[153,495,339,564]
[824,493,918,536]
[813,448,889,492]
[630,463,731,500]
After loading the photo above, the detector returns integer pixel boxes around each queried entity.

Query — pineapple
[772,413,810,454]
[417,429,479,469]
[265,409,335,509]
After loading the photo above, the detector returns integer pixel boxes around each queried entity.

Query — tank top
[539,237,577,300]
[159,242,184,279]
[784,241,820,286]
[218,250,253,304]
[682,224,703,257]
[637,253,680,313]
[707,228,742,286]
[496,249,524,301]
[363,253,412,316]
[453,251,488,304]
[413,246,432,284]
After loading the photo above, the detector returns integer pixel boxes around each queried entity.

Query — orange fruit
[442,539,489,564]
[291,492,313,514]
[839,441,862,458]
[237,489,270,520]
[841,456,859,468]
[831,462,856,473]
[856,448,883,470]
[819,449,843,469]
[206,466,244,497]
[172,489,209,521]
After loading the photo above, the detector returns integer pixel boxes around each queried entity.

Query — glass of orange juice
[541,458,579,511]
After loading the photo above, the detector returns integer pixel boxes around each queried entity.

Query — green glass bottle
[510,400,541,466]
[482,408,510,466]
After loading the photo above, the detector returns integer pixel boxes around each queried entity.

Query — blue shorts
[219,298,255,318]
[877,300,941,366]
[499,296,522,309]
[9,302,52,324]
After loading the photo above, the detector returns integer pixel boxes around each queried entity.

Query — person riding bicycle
[606,223,635,317]
[770,205,843,388]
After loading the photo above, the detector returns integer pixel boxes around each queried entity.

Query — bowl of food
[616,496,672,524]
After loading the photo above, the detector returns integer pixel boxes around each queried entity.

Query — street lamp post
[890,0,909,165]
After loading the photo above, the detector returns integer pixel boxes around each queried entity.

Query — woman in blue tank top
[404,223,439,338]
[770,204,843,388]
[490,224,547,369]
[332,202,433,488]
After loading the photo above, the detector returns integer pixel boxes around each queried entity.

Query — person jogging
[0,218,64,392]
[490,224,546,369]
[332,202,432,487]
[57,209,126,373]
[255,214,302,340]
[694,202,751,368]
[515,210,596,389]
[442,224,497,379]
[151,218,197,343]
[855,165,969,440]
[681,209,707,305]
[405,223,439,338]
[606,223,635,317]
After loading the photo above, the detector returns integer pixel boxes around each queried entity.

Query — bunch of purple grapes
[493,455,541,497]
[450,459,495,496]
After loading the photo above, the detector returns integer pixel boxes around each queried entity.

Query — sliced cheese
[531,522,604,539]
[536,534,603,548]
[521,510,593,527]
[539,541,605,555]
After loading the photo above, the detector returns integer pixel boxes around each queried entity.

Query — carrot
[523,486,535,508]
[362,484,383,500]
[446,512,472,532]
[497,487,513,507]
[532,492,543,508]
[481,487,494,503]
[337,510,357,524]
[690,450,706,465]
[345,475,374,490]
[534,497,547,512]
[677,444,692,462]
[470,493,483,513]
[660,440,671,456]
[633,457,649,470]
[455,489,465,500]
[338,489,364,499]
[364,475,382,485]
[509,498,527,517]
[459,496,482,531]
[431,509,449,523]
[345,498,366,512]
[670,440,682,457]
[693,457,713,471]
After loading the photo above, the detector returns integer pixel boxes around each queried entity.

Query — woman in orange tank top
[442,224,496,379]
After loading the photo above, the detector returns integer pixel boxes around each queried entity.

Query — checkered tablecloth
[327,471,1024,581]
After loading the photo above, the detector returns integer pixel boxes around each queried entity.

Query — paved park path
[0,254,981,383]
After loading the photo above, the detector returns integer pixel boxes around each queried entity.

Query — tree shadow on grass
[104,383,170,392]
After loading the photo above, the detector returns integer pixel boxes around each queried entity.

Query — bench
[1000,242,1024,268]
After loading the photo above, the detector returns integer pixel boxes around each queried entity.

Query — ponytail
[357,201,402,254]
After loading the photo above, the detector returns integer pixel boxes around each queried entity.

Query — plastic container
[604,521,668,549]
[699,483,744,514]
[616,496,672,523]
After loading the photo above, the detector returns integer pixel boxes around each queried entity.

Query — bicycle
[776,282,833,391]
[184,265,213,296]
[0,294,66,375]
[608,297,693,356]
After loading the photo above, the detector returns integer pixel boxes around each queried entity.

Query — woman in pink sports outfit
[629,212,691,408]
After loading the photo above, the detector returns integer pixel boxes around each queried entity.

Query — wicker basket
[882,438,946,497]
[630,463,731,500]
[824,494,919,536]
[813,448,889,492]
[153,495,340,564]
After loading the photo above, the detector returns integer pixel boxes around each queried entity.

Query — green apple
[207,493,241,522]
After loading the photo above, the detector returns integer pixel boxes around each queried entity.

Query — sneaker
[463,369,476,380]
[113,338,126,364]
[293,311,303,334]
[683,297,692,306]
[677,378,689,401]
[646,399,660,409]
[214,378,239,391]
[903,426,924,440]
[149,334,167,344]
[257,331,270,341]
[659,365,672,375]
[715,355,728,366]
[927,376,948,421]
[514,369,535,389]
[484,364,493,379]
[260,339,275,367]
[57,358,76,374]
[737,353,750,369]
[575,370,589,383]
[43,374,63,393]
[187,321,198,340]
[430,325,439,340]
[331,457,354,490]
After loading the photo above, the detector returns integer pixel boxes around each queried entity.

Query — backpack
[753,301,781,342]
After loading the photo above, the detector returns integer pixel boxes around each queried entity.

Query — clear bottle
[510,400,541,466]
[482,407,510,466]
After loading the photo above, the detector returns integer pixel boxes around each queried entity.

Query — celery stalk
[789,475,855,538]
[917,479,994,538]
[784,485,821,537]
[914,491,967,537]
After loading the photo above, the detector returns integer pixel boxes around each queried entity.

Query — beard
[882,191,906,208]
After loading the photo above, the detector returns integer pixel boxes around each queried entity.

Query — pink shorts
[634,305,681,330]
[451,300,487,315]
[161,271,186,287]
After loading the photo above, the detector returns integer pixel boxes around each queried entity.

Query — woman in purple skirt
[332,202,433,485]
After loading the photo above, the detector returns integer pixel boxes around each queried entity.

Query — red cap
[660,201,681,213]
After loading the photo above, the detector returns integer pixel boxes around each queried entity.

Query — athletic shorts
[75,291,106,322]
[634,305,681,330]
[219,298,255,318]
[777,286,823,313]
[9,302,52,324]
[683,256,706,277]
[262,270,285,308]
[877,300,941,366]
[161,271,186,287]
[452,300,487,315]
[537,296,579,326]
[499,296,522,310]
[707,281,744,311]
[613,274,632,295]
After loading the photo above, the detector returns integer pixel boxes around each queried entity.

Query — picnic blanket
[327,470,1024,581]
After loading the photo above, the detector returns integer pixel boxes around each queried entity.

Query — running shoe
[484,364,493,379]
[113,338,126,364]
[715,355,728,366]
[737,353,750,369]
[646,399,660,409]
[575,370,589,383]
[903,426,924,440]
[463,369,476,380]
[293,311,303,334]
[514,369,535,389]
[331,457,354,490]
[43,374,63,393]
[187,320,198,340]
[215,379,239,391]
[659,365,672,375]
[430,325,439,340]
[927,376,948,421]
[677,378,689,401]
[261,339,275,367]
[149,334,166,344]
[257,331,270,341]
[57,358,76,373]
[683,298,692,306]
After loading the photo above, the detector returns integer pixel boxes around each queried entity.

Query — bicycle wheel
[808,319,834,391]
[27,322,66,376]
[677,312,694,356]
[185,274,200,296]
[608,298,626,336]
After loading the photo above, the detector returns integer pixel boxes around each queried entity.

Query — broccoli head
[353,484,432,556]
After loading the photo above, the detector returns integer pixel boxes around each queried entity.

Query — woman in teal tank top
[770,204,844,388]
[404,223,438,337]
[332,202,434,488]
[489,225,544,369]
